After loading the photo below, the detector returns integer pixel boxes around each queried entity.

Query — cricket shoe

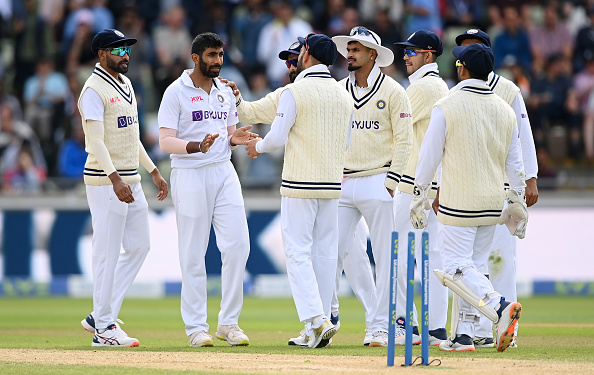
[190,330,214,347]
[81,312,123,333]
[428,328,447,346]
[473,336,495,348]
[92,324,139,347]
[289,329,332,347]
[363,330,373,346]
[393,317,421,346]
[439,334,475,352]
[330,313,341,332]
[216,324,250,346]
[368,330,389,347]
[509,337,518,348]
[308,318,336,348]
[496,298,522,352]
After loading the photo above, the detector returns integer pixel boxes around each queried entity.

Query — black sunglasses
[350,27,379,44]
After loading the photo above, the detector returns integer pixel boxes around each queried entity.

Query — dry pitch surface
[1,349,590,375]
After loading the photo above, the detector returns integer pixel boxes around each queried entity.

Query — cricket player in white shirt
[158,32,257,348]
[411,43,527,353]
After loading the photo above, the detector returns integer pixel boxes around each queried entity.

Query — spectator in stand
[11,0,56,100]
[529,54,581,160]
[23,58,70,169]
[57,123,87,180]
[573,51,594,162]
[0,104,37,157]
[315,0,346,36]
[404,0,442,37]
[0,78,23,122]
[2,142,46,194]
[152,5,192,97]
[574,3,594,72]
[493,6,532,72]
[444,0,486,28]
[358,0,404,26]
[256,0,312,88]
[529,1,573,76]
[232,0,273,76]
[66,9,97,80]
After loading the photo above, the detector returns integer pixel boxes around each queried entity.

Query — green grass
[0,295,593,362]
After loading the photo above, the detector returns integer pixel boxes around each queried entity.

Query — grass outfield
[0,296,593,373]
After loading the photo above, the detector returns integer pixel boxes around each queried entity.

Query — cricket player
[158,32,257,348]
[411,43,526,352]
[392,29,449,346]
[246,33,354,349]
[78,29,168,347]
[331,26,413,347]
[453,29,538,348]
[223,39,376,346]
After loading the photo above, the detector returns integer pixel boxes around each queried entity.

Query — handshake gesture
[498,189,528,239]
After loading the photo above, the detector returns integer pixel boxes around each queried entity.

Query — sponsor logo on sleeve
[400,112,412,118]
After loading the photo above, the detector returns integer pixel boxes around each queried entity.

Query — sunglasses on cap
[285,59,298,68]
[350,26,379,44]
[455,59,463,67]
[403,48,436,57]
[103,46,131,57]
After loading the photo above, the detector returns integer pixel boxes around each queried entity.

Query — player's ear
[191,53,200,65]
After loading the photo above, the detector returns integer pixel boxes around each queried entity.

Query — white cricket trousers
[337,173,394,333]
[393,191,448,331]
[281,196,338,322]
[171,161,250,336]
[331,219,377,331]
[86,182,150,330]
[439,224,502,337]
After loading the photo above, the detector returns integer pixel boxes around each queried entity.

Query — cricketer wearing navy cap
[452,43,494,77]
[394,29,443,56]
[455,28,491,48]
[91,29,137,55]
[297,33,338,66]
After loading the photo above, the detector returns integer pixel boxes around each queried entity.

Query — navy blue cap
[278,39,304,60]
[455,28,491,47]
[297,34,338,66]
[394,29,443,56]
[452,44,494,75]
[91,29,137,55]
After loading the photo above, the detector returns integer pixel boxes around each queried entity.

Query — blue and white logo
[376,100,386,110]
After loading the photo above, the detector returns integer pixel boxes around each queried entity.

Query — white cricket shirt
[158,69,239,168]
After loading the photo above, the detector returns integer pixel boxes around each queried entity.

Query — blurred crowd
[0,0,593,194]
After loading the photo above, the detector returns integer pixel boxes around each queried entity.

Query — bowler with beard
[78,29,168,347]
[157,32,257,348]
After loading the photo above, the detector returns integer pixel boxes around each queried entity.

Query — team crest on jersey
[376,100,386,110]
[217,94,225,103]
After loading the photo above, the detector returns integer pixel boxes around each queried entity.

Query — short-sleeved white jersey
[158,69,239,168]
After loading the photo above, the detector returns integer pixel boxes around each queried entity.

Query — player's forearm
[138,139,156,173]
[237,91,279,124]
[159,127,189,154]
[86,120,116,176]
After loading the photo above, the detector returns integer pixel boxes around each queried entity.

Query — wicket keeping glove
[498,189,528,239]
[410,185,431,229]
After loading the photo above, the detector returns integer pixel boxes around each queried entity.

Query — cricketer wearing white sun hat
[332,26,394,67]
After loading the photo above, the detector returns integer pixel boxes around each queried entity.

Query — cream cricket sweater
[280,70,353,199]
[436,83,516,226]
[236,86,284,124]
[78,64,140,186]
[339,69,412,191]
[400,69,449,199]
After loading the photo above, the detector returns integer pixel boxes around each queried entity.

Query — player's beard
[200,59,221,78]
[347,61,361,72]
[289,71,297,83]
[107,56,129,74]
[295,53,305,76]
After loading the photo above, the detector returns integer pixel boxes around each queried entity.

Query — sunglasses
[285,59,298,68]
[103,46,131,57]
[455,59,463,67]
[350,26,379,44]
[403,48,436,57]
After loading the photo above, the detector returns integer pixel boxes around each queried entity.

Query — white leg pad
[433,269,498,323]
[449,293,460,339]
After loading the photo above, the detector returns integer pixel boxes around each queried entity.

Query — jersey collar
[348,63,379,89]
[408,62,439,84]
[294,64,331,82]
[181,69,220,91]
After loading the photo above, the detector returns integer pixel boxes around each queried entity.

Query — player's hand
[218,77,240,97]
[525,177,538,207]
[200,133,220,153]
[498,189,528,239]
[110,173,134,204]
[432,187,440,215]
[410,185,431,229]
[230,125,259,146]
[150,168,168,201]
[246,138,262,159]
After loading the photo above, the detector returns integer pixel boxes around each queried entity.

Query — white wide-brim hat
[332,27,394,67]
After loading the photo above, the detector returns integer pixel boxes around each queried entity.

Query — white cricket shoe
[216,324,250,346]
[308,319,336,348]
[428,328,447,346]
[496,301,522,352]
[288,329,310,347]
[473,336,495,348]
[363,330,373,346]
[368,330,389,347]
[190,330,214,347]
[81,311,123,333]
[393,318,421,346]
[439,334,475,352]
[92,324,139,347]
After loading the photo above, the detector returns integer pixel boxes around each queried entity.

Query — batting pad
[433,269,499,323]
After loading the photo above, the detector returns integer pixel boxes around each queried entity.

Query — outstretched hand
[246,138,262,159]
[231,125,259,146]
[200,133,220,153]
